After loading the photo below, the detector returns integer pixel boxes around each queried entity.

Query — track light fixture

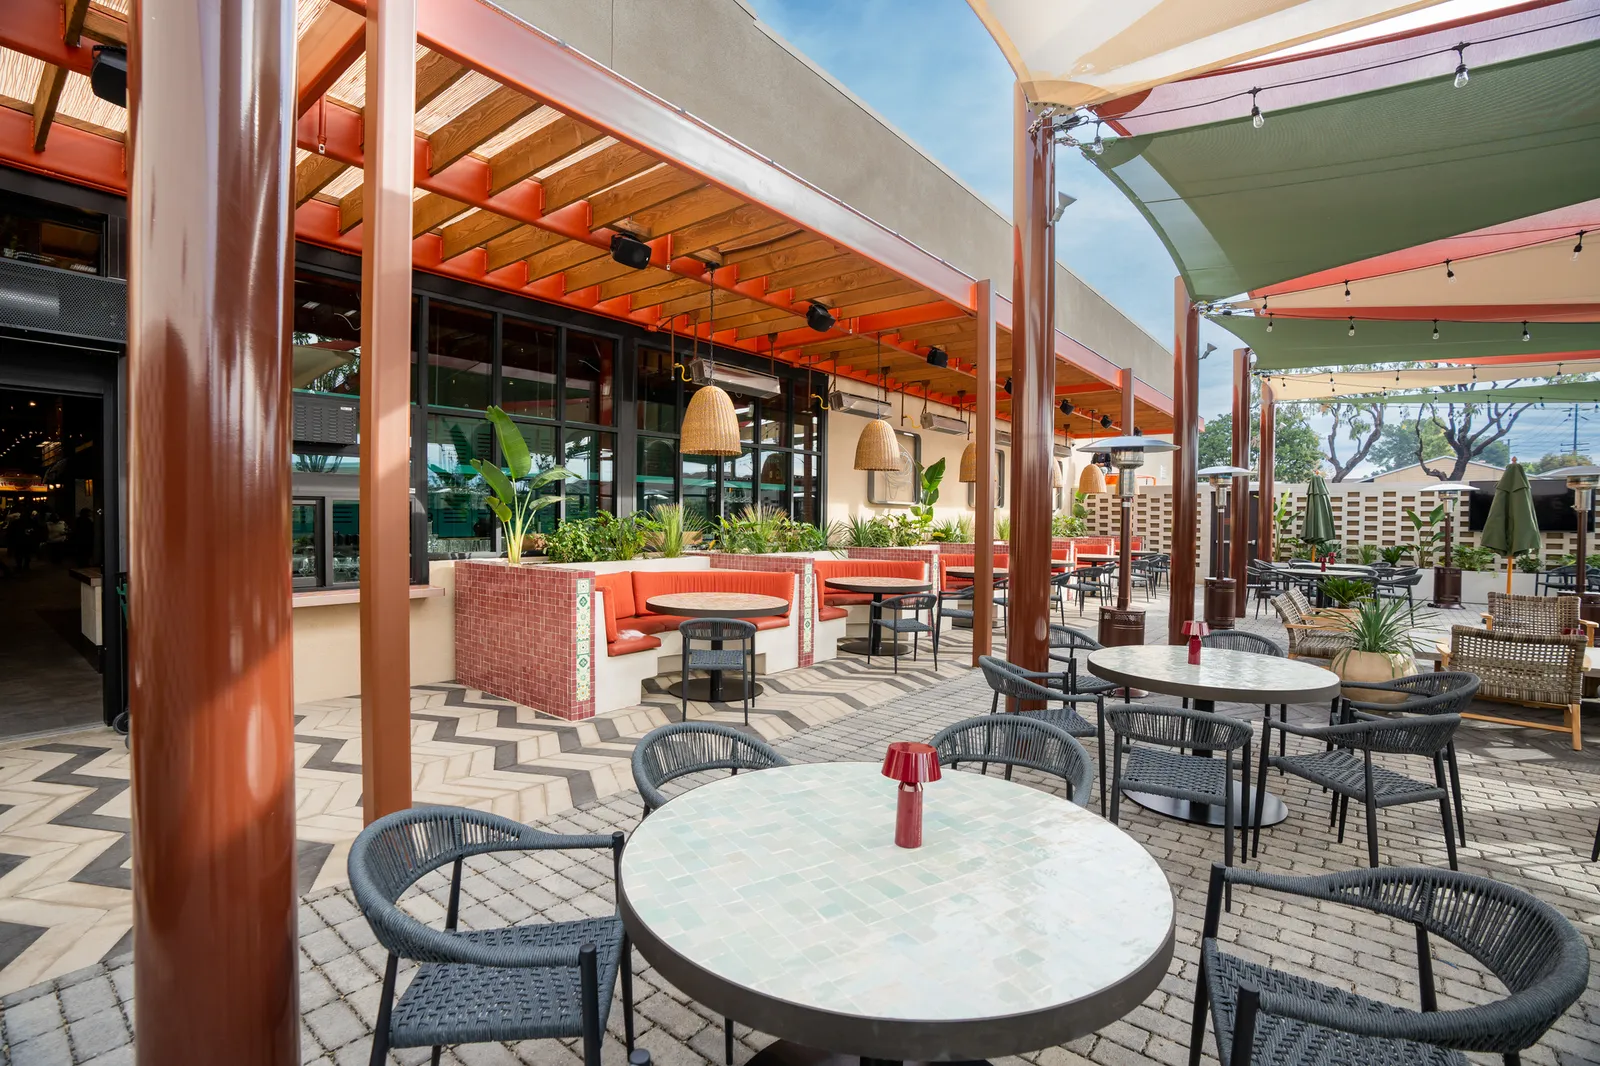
[608,232,651,270]
[1050,191,1077,224]
[805,302,834,333]
[1059,399,1074,416]
[1453,44,1470,88]
[925,347,949,369]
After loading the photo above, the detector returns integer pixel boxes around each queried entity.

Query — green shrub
[1451,544,1497,572]
[1514,551,1543,574]
[1378,544,1412,566]
[1052,514,1087,538]
[1318,576,1372,608]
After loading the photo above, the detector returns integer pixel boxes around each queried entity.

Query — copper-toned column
[973,279,996,663]
[1257,382,1276,562]
[1231,348,1250,613]
[1117,367,1135,608]
[1009,84,1056,673]
[360,0,417,822]
[1167,279,1201,645]
[127,0,300,1061]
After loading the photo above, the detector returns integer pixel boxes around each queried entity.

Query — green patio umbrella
[1302,475,1336,560]
[1479,461,1542,593]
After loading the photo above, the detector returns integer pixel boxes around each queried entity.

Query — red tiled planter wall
[455,560,595,721]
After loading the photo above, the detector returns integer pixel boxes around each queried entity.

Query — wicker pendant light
[1052,459,1064,488]
[1077,462,1107,495]
[957,392,977,483]
[678,282,741,457]
[854,333,901,472]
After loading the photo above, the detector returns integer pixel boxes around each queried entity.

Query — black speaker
[90,48,127,107]
[609,232,650,269]
[925,347,948,369]
[805,302,834,333]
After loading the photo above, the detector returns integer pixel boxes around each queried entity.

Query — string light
[1347,316,1356,337]
[1431,319,1440,341]
[1453,44,1470,88]
[1249,88,1264,129]
[1576,231,1586,261]
[1343,280,1351,302]
[1444,259,1456,283]
[1091,121,1104,156]
[1266,313,1273,333]
[1522,321,1531,342]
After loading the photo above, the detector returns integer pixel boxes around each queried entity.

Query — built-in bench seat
[939,553,1010,592]
[813,559,927,619]
[593,569,794,656]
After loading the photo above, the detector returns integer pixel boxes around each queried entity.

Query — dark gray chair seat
[1123,746,1232,797]
[390,917,623,1049]
[685,648,745,671]
[1273,750,1447,807]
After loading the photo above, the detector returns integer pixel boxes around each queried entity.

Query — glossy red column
[973,279,996,663]
[360,0,417,822]
[1009,85,1056,673]
[1231,348,1250,613]
[1168,280,1200,645]
[127,0,300,1061]
[1257,382,1276,562]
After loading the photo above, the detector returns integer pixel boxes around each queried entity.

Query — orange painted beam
[0,105,125,192]
[1,0,100,76]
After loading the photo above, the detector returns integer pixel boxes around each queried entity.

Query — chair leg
[370,953,397,1066]
[1569,703,1583,751]
[1591,817,1600,862]
[621,934,636,1053]
[1187,956,1211,1066]
[725,1016,735,1066]
[1096,713,1107,817]
[1251,737,1270,859]
[1435,755,1459,871]
[1222,753,1235,912]
[1239,741,1251,871]
[1278,705,1287,763]
[1446,744,1466,846]
[580,944,602,1066]
[1363,757,1380,868]
[1108,736,1123,824]
[681,645,690,723]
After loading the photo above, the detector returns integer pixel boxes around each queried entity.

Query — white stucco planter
[1456,570,1537,604]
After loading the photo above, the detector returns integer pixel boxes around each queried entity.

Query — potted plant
[1318,576,1371,609]
[1378,544,1412,567]
[469,406,573,565]
[1332,597,1417,700]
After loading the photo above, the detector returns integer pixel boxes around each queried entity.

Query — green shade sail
[1302,475,1336,544]
[1317,381,1600,405]
[1213,315,1600,371]
[1479,462,1542,558]
[1089,42,1600,302]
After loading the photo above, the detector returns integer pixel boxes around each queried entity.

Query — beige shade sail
[964,0,1450,109]
[1261,362,1597,402]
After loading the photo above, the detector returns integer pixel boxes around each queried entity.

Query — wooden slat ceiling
[0,0,1172,436]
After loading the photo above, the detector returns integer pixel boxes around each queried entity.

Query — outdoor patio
[2,589,1596,1066]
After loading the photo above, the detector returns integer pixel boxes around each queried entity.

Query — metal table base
[749,1042,988,1066]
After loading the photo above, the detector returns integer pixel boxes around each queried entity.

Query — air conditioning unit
[686,357,781,399]
[919,410,966,435]
[995,430,1012,447]
[829,391,892,419]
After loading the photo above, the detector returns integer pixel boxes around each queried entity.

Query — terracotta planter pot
[1333,649,1417,702]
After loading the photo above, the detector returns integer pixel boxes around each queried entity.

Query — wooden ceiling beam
[524,241,607,284]
[413,195,473,238]
[295,154,345,206]
[296,2,366,117]
[416,52,470,110]
[483,225,568,272]
[724,235,836,276]
[675,211,794,259]
[594,264,680,302]
[540,141,655,211]
[560,254,641,292]
[621,185,743,240]
[28,0,88,153]
[488,113,606,195]
[428,84,540,174]
[603,274,703,308]
[587,166,703,229]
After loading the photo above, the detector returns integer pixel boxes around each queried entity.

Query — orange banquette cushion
[939,553,1009,591]
[594,569,795,655]
[813,560,927,607]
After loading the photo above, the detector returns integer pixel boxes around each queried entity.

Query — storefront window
[428,301,492,410]
[565,330,614,425]
[792,453,818,523]
[682,456,716,525]
[500,316,557,420]
[426,414,493,553]
[637,436,677,514]
[0,193,102,274]
[722,448,755,513]
[291,501,320,587]
[331,500,360,583]
[790,382,818,450]
[513,421,561,534]
[292,274,362,397]
[563,429,615,520]
[758,452,787,512]
[637,347,678,433]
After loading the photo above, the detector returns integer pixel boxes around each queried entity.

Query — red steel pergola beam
[2,0,100,77]
[0,105,125,192]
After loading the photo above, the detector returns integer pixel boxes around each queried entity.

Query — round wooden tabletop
[644,592,790,618]
[822,576,930,594]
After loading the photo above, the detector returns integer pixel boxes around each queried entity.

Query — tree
[1197,407,1321,484]
[1322,401,1385,482]
[1530,451,1594,473]
[1415,395,1532,481]
[1369,416,1510,473]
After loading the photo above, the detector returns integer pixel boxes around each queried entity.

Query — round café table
[1086,645,1341,829]
[944,562,1068,579]
[823,576,931,657]
[646,592,789,702]
[620,762,1174,1065]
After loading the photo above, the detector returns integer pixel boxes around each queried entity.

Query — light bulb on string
[1343,281,1351,302]
[1431,319,1440,341]
[1249,89,1264,129]
[1266,313,1273,333]
[1347,316,1356,337]
[1444,259,1455,283]
[1575,231,1586,261]
[1522,321,1531,342]
[1453,44,1470,88]
[1090,121,1104,156]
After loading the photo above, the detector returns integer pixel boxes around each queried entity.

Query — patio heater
[1428,482,1474,609]
[1565,467,1600,623]
[1199,465,1252,629]
[1079,436,1175,646]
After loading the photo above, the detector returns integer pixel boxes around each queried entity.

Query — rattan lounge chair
[1270,592,1357,663]
[1442,624,1587,750]
[1480,591,1597,646]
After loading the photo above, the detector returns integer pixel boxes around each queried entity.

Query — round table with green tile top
[619,761,1175,1065]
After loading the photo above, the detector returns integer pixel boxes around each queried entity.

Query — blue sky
[742,0,1591,466]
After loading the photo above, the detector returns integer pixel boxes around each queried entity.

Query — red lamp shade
[882,741,942,785]
[1182,620,1211,640]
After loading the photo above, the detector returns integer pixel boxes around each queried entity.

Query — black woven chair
[1189,863,1590,1066]
[1107,705,1252,878]
[1047,624,1120,703]
[870,592,938,672]
[1375,566,1423,619]
[1058,564,1112,615]
[937,586,975,630]
[930,713,1095,806]
[1255,713,1462,870]
[631,721,789,817]
[678,618,756,723]
[1200,630,1289,756]
[349,807,633,1066]
[1049,570,1073,623]
[1339,672,1479,848]
[1592,816,1599,862]
[977,654,1105,813]
[1129,557,1160,601]
[1247,560,1287,618]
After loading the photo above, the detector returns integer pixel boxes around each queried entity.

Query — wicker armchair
[632,721,789,816]
[1255,713,1462,870]
[1271,592,1357,662]
[1442,625,1587,750]
[349,807,633,1066]
[976,654,1105,813]
[1189,864,1590,1066]
[1481,591,1596,646]
[930,713,1095,806]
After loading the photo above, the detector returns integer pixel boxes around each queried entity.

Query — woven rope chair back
[1341,714,1461,757]
[940,586,975,602]
[881,592,935,614]
[1270,592,1306,628]
[678,618,757,643]
[1285,585,1317,617]
[1048,625,1102,654]
[977,655,1055,703]
[632,722,788,812]
[929,714,1094,807]
[1487,592,1580,638]
[1295,867,1591,1053]
[1200,630,1284,657]
[1106,705,1251,751]
[1449,625,1585,705]
[1355,671,1480,714]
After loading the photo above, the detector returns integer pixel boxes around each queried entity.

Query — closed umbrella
[1302,475,1336,567]
[1480,461,1542,593]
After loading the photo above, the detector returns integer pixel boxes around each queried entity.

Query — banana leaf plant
[469,406,574,564]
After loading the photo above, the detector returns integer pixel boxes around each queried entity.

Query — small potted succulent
[1332,597,1417,701]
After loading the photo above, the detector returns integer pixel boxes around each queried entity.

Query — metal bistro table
[646,592,789,703]
[824,576,931,657]
[620,762,1174,1066]
[1087,645,1342,829]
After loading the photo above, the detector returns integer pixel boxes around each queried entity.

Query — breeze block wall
[454,560,595,721]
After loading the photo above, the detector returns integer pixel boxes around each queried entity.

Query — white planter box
[1456,569,1536,605]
